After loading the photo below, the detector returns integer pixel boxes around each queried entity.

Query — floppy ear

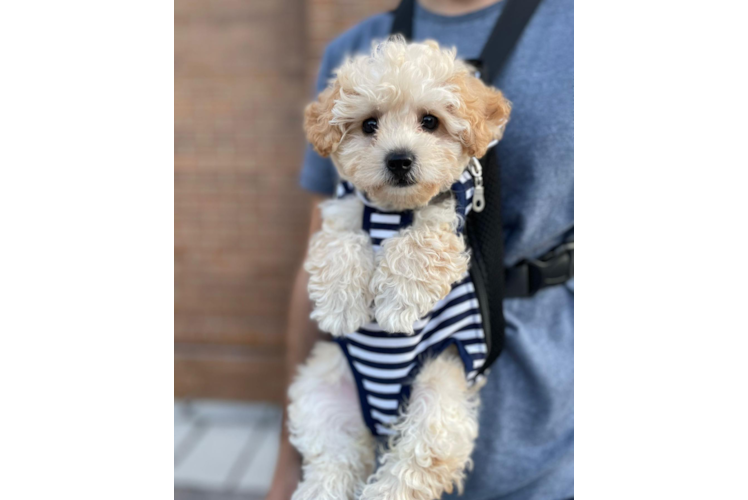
[304,81,343,157]
[453,74,512,158]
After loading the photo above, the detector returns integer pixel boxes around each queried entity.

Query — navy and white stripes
[334,170,487,436]
[337,275,488,435]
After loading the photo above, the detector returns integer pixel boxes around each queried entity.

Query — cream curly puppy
[288,38,511,500]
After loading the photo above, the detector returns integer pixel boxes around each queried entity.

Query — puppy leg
[370,198,469,334]
[288,341,375,500]
[305,197,375,336]
[359,348,480,500]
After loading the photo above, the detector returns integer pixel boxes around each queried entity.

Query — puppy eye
[421,114,439,131]
[362,118,378,135]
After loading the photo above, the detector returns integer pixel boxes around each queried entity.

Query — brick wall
[175,0,397,402]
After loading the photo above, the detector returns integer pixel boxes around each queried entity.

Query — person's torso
[317,2,574,498]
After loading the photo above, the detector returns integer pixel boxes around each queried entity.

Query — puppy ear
[304,81,343,157]
[454,74,512,158]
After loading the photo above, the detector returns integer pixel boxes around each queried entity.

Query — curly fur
[288,342,376,500]
[359,349,481,500]
[449,71,512,157]
[304,81,344,157]
[294,38,510,500]
[304,197,375,336]
[370,198,469,334]
[304,36,511,211]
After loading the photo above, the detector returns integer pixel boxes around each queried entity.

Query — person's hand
[265,426,301,500]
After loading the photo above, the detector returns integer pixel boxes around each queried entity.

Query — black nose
[385,152,415,177]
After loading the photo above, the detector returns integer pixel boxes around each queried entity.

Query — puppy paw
[369,225,469,334]
[292,469,367,500]
[305,230,375,336]
[370,268,429,334]
[310,296,372,336]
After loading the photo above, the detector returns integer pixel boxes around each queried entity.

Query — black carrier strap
[390,0,416,40]
[477,0,544,84]
[390,0,546,375]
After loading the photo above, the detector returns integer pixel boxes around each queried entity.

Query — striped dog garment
[334,170,488,436]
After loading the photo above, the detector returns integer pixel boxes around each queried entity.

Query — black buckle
[504,242,574,298]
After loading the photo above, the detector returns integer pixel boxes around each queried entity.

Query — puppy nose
[386,152,415,177]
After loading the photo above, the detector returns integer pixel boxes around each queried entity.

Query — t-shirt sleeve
[299,45,342,196]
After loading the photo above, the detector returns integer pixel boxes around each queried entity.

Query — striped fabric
[334,170,487,436]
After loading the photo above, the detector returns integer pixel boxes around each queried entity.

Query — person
[266,0,573,498]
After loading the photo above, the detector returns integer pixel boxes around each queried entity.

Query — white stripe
[350,314,482,366]
[467,370,478,380]
[375,424,397,435]
[370,228,399,239]
[367,395,399,410]
[472,358,486,368]
[421,298,480,334]
[348,298,479,352]
[362,379,402,394]
[452,328,484,341]
[465,343,487,354]
[371,409,397,424]
[372,244,382,253]
[370,213,401,224]
[336,184,346,197]
[349,344,415,364]
[466,187,474,199]
[415,314,483,356]
[353,361,415,379]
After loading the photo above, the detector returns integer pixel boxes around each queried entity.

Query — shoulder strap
[390,0,415,40]
[389,0,543,84]
[479,0,543,83]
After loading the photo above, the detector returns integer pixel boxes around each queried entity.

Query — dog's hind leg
[288,341,375,500]
[359,348,481,500]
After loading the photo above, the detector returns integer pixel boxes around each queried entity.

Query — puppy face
[305,38,511,210]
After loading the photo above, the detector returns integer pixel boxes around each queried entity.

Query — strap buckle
[505,241,574,298]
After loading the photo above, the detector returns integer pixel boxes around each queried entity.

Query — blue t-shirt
[300,1,574,499]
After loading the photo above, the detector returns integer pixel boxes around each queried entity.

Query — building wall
[175,0,397,402]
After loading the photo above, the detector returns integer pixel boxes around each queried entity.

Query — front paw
[305,230,375,336]
[370,266,441,335]
[310,295,372,336]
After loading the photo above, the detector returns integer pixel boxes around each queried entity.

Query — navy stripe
[349,357,420,370]
[370,222,401,230]
[356,375,412,386]
[419,310,482,342]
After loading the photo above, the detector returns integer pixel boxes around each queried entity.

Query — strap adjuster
[504,242,574,298]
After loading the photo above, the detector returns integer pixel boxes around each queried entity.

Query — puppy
[288,38,511,500]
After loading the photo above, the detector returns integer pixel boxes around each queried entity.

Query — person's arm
[265,194,326,500]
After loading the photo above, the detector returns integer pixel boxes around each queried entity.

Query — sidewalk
[175,400,282,500]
